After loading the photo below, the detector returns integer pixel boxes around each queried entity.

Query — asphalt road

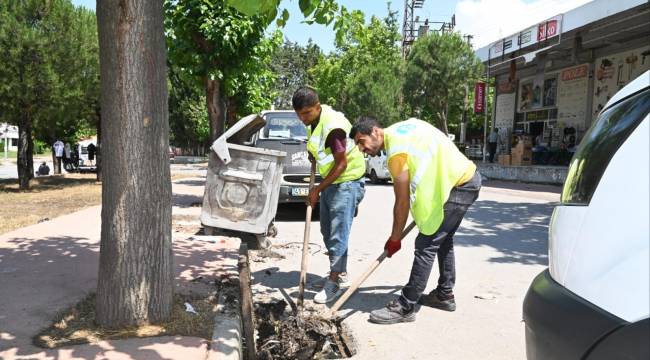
[250,180,561,359]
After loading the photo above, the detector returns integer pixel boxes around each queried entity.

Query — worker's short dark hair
[292,87,319,110]
[350,116,381,139]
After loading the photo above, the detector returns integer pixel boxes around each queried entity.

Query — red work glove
[384,238,401,258]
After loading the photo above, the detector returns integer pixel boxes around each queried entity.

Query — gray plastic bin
[201,114,286,239]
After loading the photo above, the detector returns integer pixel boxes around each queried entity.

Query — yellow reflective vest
[385,118,475,235]
[306,105,365,184]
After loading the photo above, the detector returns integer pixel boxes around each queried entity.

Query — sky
[70,0,593,51]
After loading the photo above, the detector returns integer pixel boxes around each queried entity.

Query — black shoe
[369,298,416,324]
[418,289,456,311]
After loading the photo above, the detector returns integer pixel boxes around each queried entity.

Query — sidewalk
[0,177,240,360]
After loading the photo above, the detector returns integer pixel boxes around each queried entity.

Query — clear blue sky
[70,0,458,53]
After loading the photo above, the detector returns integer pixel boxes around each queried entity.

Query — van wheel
[370,169,379,184]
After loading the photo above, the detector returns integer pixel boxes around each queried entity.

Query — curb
[208,290,243,360]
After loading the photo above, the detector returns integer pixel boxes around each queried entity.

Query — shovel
[297,162,317,309]
[328,221,417,317]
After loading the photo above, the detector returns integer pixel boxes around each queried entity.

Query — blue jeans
[320,179,365,273]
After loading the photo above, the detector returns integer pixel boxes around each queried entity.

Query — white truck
[365,150,390,184]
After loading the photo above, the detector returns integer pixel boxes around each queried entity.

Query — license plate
[291,187,309,196]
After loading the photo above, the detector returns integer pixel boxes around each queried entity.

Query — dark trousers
[488,142,497,163]
[401,171,481,303]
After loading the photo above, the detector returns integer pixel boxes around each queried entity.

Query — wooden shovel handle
[329,221,417,315]
[297,162,317,309]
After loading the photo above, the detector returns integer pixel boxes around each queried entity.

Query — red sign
[474,82,486,114]
[561,65,588,81]
[537,19,558,41]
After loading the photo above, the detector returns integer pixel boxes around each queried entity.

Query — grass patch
[0,173,101,235]
[34,292,218,349]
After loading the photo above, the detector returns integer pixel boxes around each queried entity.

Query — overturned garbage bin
[201,114,286,249]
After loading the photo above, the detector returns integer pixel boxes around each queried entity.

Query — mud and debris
[250,248,286,263]
[254,301,356,359]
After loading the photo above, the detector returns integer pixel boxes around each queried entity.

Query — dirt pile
[255,301,356,359]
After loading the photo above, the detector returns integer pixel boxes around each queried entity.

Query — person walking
[292,87,366,304]
[350,117,481,324]
[488,127,499,163]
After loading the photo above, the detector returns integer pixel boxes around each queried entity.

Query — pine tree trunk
[95,0,173,328]
[205,77,225,141]
[17,116,32,190]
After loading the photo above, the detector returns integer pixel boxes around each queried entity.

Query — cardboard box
[498,154,511,166]
[511,150,532,166]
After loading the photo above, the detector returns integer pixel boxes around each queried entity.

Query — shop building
[476,0,650,167]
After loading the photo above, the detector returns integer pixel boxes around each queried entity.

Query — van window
[261,113,306,140]
[561,89,649,205]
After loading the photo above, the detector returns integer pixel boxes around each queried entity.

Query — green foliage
[403,32,484,134]
[270,40,323,110]
[168,69,210,151]
[0,0,99,143]
[311,5,405,124]
[165,0,281,138]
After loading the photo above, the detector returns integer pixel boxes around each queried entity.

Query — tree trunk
[226,97,238,128]
[95,0,173,328]
[205,77,225,142]
[17,116,32,190]
[438,101,450,135]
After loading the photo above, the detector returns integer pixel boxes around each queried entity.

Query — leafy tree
[311,6,405,125]
[403,32,484,135]
[0,0,99,188]
[95,0,173,327]
[164,0,278,141]
[168,68,210,155]
[270,40,323,110]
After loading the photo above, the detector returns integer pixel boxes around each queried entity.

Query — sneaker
[418,289,456,311]
[311,272,350,290]
[314,279,343,304]
[369,298,416,324]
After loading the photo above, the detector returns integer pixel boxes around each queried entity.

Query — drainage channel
[238,244,356,359]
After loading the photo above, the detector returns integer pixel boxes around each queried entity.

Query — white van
[523,71,649,359]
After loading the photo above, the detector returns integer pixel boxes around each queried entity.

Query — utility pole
[461,35,473,145]
[401,0,424,58]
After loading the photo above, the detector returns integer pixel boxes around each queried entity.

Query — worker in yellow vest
[350,117,481,324]
[292,87,366,304]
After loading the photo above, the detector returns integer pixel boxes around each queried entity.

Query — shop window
[543,76,557,107]
[11,139,17,147]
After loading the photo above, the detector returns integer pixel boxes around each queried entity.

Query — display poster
[557,63,589,129]
[592,46,650,117]
[495,92,516,131]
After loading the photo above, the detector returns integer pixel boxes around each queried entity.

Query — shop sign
[474,82,486,114]
[537,18,559,41]
[561,64,589,81]
[489,15,562,59]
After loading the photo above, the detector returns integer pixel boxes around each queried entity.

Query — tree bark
[17,116,32,190]
[95,0,173,328]
[205,77,225,142]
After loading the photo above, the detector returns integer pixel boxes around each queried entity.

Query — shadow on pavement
[455,200,553,265]
[173,179,206,187]
[0,234,238,358]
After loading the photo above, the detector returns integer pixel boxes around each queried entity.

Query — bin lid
[211,114,267,164]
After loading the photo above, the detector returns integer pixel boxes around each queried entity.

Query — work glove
[384,239,401,258]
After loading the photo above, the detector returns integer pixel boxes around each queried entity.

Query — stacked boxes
[511,136,532,166]
[498,154,511,166]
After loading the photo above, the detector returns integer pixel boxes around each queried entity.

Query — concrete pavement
[249,180,560,359]
[0,176,240,360]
